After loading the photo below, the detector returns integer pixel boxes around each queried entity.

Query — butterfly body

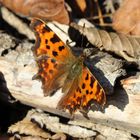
[31,18,106,115]
[66,56,83,80]
[61,56,84,95]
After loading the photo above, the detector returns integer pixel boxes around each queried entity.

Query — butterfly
[31,18,106,115]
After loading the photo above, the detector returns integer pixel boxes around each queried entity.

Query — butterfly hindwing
[58,66,106,114]
[33,56,69,96]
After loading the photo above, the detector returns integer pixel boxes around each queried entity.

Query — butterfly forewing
[31,18,75,62]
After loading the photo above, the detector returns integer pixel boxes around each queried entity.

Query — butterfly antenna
[81,23,85,49]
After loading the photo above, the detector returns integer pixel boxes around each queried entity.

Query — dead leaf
[0,0,69,24]
[112,0,140,35]
[8,116,51,139]
[66,0,94,18]
[52,133,67,140]
[70,23,140,62]
[9,135,47,140]
[75,0,87,12]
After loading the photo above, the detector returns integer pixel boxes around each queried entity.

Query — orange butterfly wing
[58,66,106,114]
[31,19,75,96]
[31,18,74,61]
[33,56,69,96]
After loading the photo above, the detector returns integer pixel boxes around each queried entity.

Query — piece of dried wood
[0,7,35,40]
[121,74,140,85]
[121,73,140,94]
[29,109,96,138]
[69,120,134,140]
[0,32,16,55]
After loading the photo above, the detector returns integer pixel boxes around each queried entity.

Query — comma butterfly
[31,18,106,115]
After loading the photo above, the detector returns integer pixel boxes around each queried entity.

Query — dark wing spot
[85,73,89,80]
[82,83,86,89]
[46,45,50,49]
[77,87,81,93]
[58,46,65,51]
[42,25,51,34]
[45,39,48,44]
[42,28,46,34]
[52,51,58,57]
[51,59,56,63]
[49,69,53,74]
[90,77,95,88]
[86,90,89,94]
[50,34,60,43]
[90,91,93,94]
[79,88,81,93]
